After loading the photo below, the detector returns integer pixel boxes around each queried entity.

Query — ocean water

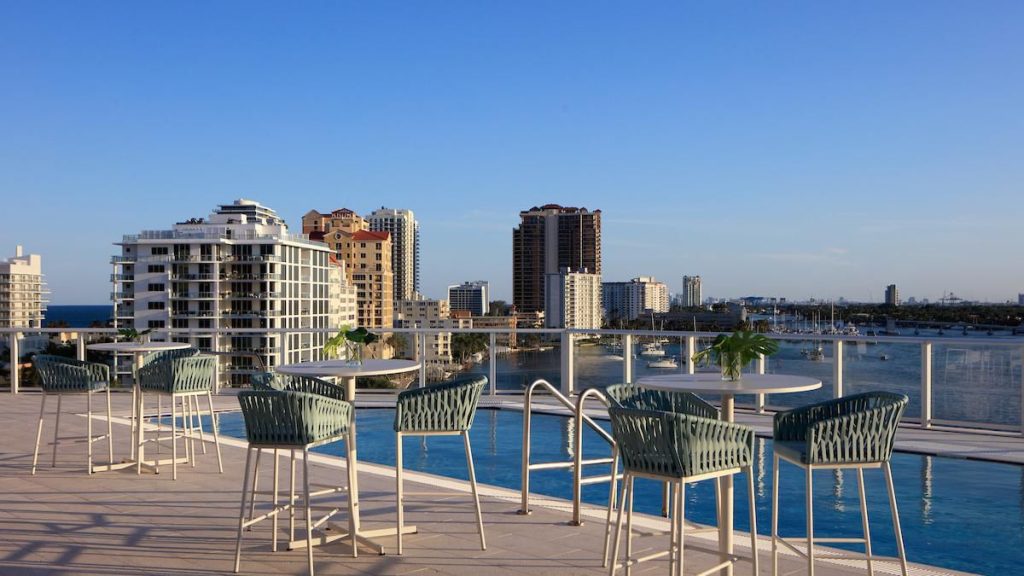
[43,305,112,327]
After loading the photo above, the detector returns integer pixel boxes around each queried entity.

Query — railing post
[561,331,575,396]
[756,352,766,412]
[921,342,932,428]
[76,333,87,361]
[833,339,844,398]
[10,332,20,394]
[488,332,497,396]
[685,335,696,375]
[418,329,427,388]
[623,334,633,384]
[1020,346,1024,436]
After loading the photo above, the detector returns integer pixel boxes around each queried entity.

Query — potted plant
[323,326,379,366]
[691,330,779,381]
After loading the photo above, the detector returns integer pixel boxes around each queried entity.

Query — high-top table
[635,372,822,576]
[275,358,421,555]
[86,341,191,472]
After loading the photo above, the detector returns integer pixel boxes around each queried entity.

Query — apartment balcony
[109,274,134,282]
[109,255,135,264]
[169,291,216,299]
[109,291,134,301]
[168,273,216,281]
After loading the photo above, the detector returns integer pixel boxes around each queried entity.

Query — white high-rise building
[368,207,419,301]
[448,281,489,316]
[112,199,353,386]
[0,246,48,328]
[545,269,602,330]
[602,276,669,322]
[682,275,702,307]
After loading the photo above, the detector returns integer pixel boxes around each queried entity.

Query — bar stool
[31,355,113,474]
[771,391,910,576]
[136,352,221,479]
[607,406,758,576]
[393,375,487,554]
[234,389,357,576]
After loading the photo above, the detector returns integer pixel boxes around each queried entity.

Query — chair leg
[184,396,196,467]
[463,431,486,550]
[106,388,114,467]
[625,474,635,576]
[208,392,223,473]
[87,389,94,474]
[248,448,263,529]
[677,480,685,576]
[234,446,255,573]
[193,395,208,455]
[884,463,909,576]
[52,394,62,468]
[290,449,297,543]
[662,481,671,517]
[272,449,280,552]
[137,392,146,475]
[32,393,47,475]
[771,453,780,576]
[346,429,358,558]
[602,449,619,568]
[130,385,137,461]
[609,472,631,576]
[806,466,815,576]
[748,466,759,576]
[171,395,178,480]
[303,448,315,576]
[396,431,405,555]
[670,480,680,576]
[857,468,874,576]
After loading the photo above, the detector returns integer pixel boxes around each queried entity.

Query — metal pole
[10,332,20,394]
[921,342,932,429]
[77,333,87,361]
[488,332,497,396]
[833,340,844,398]
[623,334,633,384]
[418,329,427,388]
[685,336,696,375]
[756,352,766,413]
[561,331,575,396]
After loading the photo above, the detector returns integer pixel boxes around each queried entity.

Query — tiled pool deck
[0,390,984,575]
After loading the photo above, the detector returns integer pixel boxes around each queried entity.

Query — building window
[147,301,165,310]
[148,283,165,292]
[151,247,168,255]
[147,320,165,329]
[147,265,165,273]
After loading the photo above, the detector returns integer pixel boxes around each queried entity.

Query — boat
[805,345,825,361]
[880,354,890,361]
[606,354,624,361]
[647,357,679,369]
[640,342,666,357]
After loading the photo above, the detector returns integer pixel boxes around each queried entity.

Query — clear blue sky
[2,1,1022,305]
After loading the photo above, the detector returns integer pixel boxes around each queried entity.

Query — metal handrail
[519,379,618,524]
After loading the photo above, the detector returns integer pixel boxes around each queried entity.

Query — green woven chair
[247,372,347,545]
[393,375,487,555]
[31,355,114,475]
[136,353,221,479]
[602,383,721,563]
[234,389,357,576]
[607,406,758,576]
[771,392,909,576]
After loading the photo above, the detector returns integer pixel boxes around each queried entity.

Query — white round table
[86,341,192,468]
[272,358,421,554]
[635,372,822,576]
[276,359,421,401]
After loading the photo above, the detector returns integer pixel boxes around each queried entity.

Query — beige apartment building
[394,298,469,368]
[0,246,48,329]
[303,208,394,331]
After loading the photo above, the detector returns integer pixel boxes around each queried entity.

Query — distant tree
[386,334,409,359]
[451,333,488,362]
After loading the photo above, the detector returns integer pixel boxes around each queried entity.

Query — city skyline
[2,3,1022,304]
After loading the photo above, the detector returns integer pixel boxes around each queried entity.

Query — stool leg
[87,389,94,474]
[130,385,137,460]
[625,475,635,576]
[662,481,671,517]
[857,468,874,576]
[32,393,47,475]
[106,387,114,467]
[234,446,255,573]
[884,463,909,576]
[248,448,263,529]
[290,449,297,542]
[609,472,631,576]
[677,480,685,576]
[156,394,162,474]
[207,392,223,473]
[396,431,405,555]
[137,392,146,475]
[670,480,680,576]
[346,429,358,558]
[602,449,619,568]
[464,431,486,550]
[272,449,280,552]
[771,453,780,576]
[52,394,62,468]
[747,466,759,576]
[193,396,207,454]
[806,466,815,576]
[303,448,315,576]
[171,394,178,480]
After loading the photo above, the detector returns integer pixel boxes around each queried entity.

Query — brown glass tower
[512,204,601,314]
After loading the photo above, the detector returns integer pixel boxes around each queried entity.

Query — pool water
[218,408,1021,575]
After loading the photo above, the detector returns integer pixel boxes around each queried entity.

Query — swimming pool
[218,408,1020,575]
